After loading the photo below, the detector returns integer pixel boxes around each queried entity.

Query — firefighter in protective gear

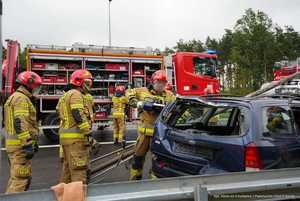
[4,71,42,193]
[126,70,175,180]
[59,93,99,161]
[112,85,128,145]
[57,69,95,184]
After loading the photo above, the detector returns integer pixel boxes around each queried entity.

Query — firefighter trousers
[112,116,125,142]
[60,141,89,184]
[6,148,32,193]
[129,133,156,180]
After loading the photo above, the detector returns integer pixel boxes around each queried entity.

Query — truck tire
[42,113,60,143]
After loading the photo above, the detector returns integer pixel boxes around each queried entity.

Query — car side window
[262,106,296,137]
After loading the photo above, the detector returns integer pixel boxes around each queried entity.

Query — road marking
[0,141,137,151]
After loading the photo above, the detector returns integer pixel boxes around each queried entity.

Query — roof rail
[254,94,300,101]
[201,94,242,97]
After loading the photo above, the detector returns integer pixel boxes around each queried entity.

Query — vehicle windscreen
[166,101,250,136]
[262,106,297,137]
[193,57,217,77]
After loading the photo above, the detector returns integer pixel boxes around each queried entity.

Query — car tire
[42,113,60,143]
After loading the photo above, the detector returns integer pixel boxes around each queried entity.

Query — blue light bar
[205,50,217,54]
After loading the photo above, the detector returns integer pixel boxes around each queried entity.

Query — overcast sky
[3,0,300,49]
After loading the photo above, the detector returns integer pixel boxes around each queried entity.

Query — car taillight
[245,142,262,171]
[158,161,167,169]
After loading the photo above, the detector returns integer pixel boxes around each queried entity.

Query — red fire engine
[272,58,300,95]
[165,51,220,96]
[2,40,221,142]
[273,59,300,80]
[2,41,164,142]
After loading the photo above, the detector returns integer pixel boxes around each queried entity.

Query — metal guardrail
[2,167,300,201]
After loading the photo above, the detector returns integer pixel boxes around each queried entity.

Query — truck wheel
[42,113,60,143]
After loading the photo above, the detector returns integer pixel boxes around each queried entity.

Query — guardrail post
[194,184,208,201]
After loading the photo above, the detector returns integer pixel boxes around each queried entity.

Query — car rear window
[166,101,250,136]
[262,106,297,137]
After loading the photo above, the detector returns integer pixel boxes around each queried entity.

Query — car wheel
[42,113,60,143]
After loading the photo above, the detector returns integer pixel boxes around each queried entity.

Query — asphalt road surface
[0,126,155,194]
[38,122,140,145]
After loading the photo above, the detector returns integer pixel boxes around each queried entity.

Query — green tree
[274,25,300,60]
[218,30,234,89]
[205,36,219,50]
[174,39,205,52]
[163,47,175,55]
[167,8,300,95]
[230,8,277,91]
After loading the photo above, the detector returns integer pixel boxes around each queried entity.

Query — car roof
[176,95,290,107]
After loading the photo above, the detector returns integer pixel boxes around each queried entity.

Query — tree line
[164,8,300,95]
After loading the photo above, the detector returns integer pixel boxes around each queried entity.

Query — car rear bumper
[152,152,228,178]
[152,156,190,178]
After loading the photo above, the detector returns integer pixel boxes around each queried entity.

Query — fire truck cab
[2,40,222,142]
[165,51,220,96]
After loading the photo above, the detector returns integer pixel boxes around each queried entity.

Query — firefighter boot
[129,168,143,180]
[149,170,158,180]
[129,155,145,180]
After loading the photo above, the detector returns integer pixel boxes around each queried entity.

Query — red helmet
[70,70,93,87]
[151,70,167,83]
[115,85,125,93]
[17,71,42,89]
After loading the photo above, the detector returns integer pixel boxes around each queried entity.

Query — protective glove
[137,101,144,109]
[91,138,101,156]
[86,134,100,156]
[137,101,154,111]
[22,143,34,159]
[85,134,94,146]
[33,140,39,153]
[152,103,165,113]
